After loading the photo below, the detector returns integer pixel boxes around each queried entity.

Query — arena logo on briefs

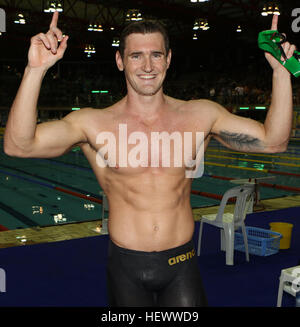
[0,268,6,293]
[0,8,6,33]
[95,124,205,178]
[292,8,300,33]
[168,249,196,266]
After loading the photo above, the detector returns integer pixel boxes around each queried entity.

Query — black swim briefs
[106,238,207,307]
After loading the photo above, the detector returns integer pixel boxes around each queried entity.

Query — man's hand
[265,15,297,72]
[27,11,68,70]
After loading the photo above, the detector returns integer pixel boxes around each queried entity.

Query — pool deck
[1,194,299,249]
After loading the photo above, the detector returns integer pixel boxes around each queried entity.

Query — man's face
[116,32,171,96]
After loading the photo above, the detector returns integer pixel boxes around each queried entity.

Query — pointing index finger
[50,11,59,29]
[271,14,278,30]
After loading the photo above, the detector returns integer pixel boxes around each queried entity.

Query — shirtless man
[4,12,295,306]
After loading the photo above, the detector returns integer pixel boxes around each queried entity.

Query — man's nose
[143,56,153,72]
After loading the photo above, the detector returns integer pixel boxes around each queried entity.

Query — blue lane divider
[37,157,215,179]
[0,168,54,189]
[0,200,37,227]
[32,158,92,172]
[0,165,101,200]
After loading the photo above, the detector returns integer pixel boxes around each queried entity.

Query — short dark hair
[119,20,170,58]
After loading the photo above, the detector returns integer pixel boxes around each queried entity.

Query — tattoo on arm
[212,130,263,151]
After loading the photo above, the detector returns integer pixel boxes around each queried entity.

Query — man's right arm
[4,11,87,158]
[4,66,88,158]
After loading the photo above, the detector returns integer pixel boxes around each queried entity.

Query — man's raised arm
[4,11,87,158]
[209,15,295,153]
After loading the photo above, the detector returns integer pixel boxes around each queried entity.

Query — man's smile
[138,74,157,80]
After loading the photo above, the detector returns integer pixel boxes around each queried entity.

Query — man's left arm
[210,15,295,154]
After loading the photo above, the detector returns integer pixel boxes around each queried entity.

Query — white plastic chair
[197,184,255,265]
[277,265,300,307]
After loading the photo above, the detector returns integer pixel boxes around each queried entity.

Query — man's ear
[116,51,124,71]
[166,49,172,69]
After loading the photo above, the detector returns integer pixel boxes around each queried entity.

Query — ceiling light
[193,18,209,31]
[273,5,280,15]
[88,22,103,32]
[84,44,96,57]
[14,13,26,24]
[193,21,199,30]
[112,37,120,47]
[261,6,268,16]
[261,3,280,16]
[126,9,143,22]
[44,0,63,13]
[267,5,273,15]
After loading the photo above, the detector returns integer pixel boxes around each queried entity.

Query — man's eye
[131,55,139,59]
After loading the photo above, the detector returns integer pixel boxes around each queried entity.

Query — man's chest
[85,116,210,178]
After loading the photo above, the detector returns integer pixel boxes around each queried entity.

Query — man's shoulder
[165,96,216,112]
[63,105,115,122]
[181,99,221,115]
